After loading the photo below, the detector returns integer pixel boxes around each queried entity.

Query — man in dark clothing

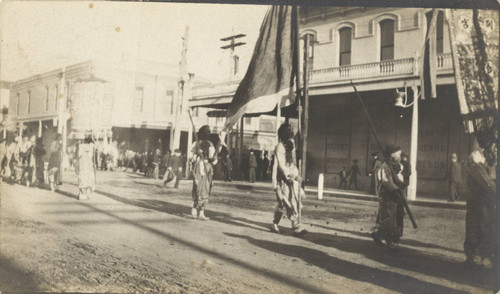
[261,152,269,181]
[248,150,257,183]
[371,145,406,250]
[463,149,496,269]
[339,166,348,189]
[33,137,46,185]
[447,153,462,202]
[348,159,361,190]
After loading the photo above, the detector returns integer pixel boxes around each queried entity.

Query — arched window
[233,55,239,75]
[379,19,395,61]
[45,86,49,112]
[338,27,352,66]
[27,91,31,114]
[425,11,444,54]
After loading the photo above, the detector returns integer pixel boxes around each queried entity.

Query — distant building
[8,58,193,156]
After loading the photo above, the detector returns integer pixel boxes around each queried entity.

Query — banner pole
[293,6,303,224]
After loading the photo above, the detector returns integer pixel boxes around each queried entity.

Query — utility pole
[220,29,246,80]
[172,25,189,151]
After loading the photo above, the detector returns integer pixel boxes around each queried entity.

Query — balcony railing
[309,53,453,85]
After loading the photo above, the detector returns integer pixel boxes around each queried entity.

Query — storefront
[306,84,474,199]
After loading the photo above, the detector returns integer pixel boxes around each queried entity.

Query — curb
[212,180,466,210]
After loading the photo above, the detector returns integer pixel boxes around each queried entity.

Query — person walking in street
[463,146,496,270]
[339,166,348,189]
[371,145,406,250]
[270,122,306,236]
[164,149,183,188]
[369,152,382,195]
[248,149,257,183]
[447,153,462,202]
[190,125,217,220]
[0,138,7,180]
[48,136,62,191]
[153,148,162,180]
[347,159,361,190]
[75,136,97,200]
[33,137,46,186]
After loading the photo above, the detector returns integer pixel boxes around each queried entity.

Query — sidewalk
[212,180,466,210]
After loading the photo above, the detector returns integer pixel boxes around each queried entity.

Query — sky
[0,1,269,82]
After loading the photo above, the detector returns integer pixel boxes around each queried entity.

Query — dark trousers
[339,178,347,189]
[249,167,256,183]
[448,181,460,201]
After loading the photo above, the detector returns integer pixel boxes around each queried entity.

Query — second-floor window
[134,87,144,112]
[380,19,395,61]
[426,11,444,54]
[339,27,352,66]
[245,117,252,125]
[27,91,31,114]
[233,55,239,76]
[45,87,49,112]
[165,90,174,114]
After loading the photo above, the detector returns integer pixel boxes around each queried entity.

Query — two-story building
[190,7,474,199]
[9,57,190,156]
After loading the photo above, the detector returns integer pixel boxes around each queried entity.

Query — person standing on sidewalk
[347,159,361,190]
[400,152,411,198]
[270,122,306,235]
[74,136,97,200]
[248,149,257,183]
[190,125,217,220]
[224,154,232,182]
[338,166,348,189]
[447,153,462,202]
[33,137,46,186]
[153,149,162,180]
[371,145,406,250]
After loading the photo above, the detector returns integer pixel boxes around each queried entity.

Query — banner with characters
[446,9,498,134]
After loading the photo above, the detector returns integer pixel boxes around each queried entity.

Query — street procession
[0,1,497,293]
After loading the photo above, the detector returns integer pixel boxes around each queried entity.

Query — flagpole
[293,6,303,224]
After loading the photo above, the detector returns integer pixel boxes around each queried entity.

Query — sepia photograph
[0,0,498,293]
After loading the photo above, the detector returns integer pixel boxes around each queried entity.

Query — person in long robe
[270,123,306,235]
[190,125,217,220]
[75,136,97,200]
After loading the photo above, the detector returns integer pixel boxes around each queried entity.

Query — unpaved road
[0,171,494,293]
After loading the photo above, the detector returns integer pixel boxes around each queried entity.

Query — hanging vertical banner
[446,9,499,133]
[223,6,297,131]
[420,9,439,100]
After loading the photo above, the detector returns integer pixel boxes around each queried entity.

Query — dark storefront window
[379,19,395,61]
[339,27,352,66]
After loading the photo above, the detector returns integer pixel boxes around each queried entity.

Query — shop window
[379,19,395,61]
[339,27,352,66]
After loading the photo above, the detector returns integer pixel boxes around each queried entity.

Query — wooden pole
[301,34,310,186]
[408,85,419,201]
[239,116,244,180]
[273,102,281,190]
[293,6,303,224]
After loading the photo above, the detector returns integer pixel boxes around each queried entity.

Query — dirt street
[0,171,494,293]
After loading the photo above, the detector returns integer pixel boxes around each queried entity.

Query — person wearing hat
[371,144,406,250]
[190,125,217,220]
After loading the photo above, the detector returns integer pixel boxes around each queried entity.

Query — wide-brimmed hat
[385,145,401,156]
